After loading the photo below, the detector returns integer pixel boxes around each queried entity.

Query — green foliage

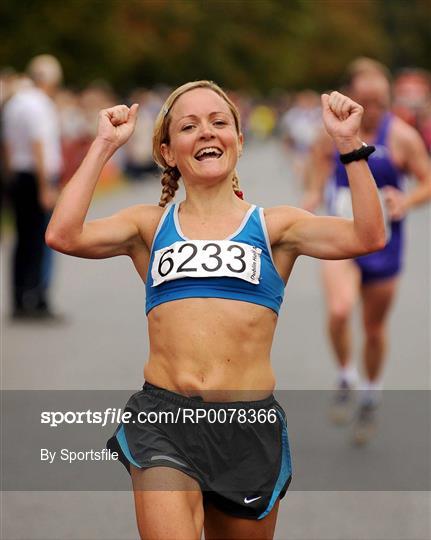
[1,0,429,94]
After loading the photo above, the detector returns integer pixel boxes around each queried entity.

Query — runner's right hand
[96,104,139,149]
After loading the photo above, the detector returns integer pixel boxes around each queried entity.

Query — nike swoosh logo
[244,496,262,504]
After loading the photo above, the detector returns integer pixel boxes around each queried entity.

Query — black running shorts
[107,382,292,520]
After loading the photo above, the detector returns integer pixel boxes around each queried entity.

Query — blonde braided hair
[159,166,181,208]
[231,170,243,199]
[152,81,243,207]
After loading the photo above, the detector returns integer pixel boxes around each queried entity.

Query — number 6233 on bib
[151,240,262,287]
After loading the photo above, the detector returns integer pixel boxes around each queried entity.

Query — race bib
[151,240,262,287]
[334,187,392,242]
[334,187,354,220]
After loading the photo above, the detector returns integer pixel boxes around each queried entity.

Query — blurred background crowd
[1,63,430,189]
[1,0,431,193]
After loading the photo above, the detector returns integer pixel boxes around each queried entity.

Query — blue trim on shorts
[116,425,142,469]
[258,410,292,520]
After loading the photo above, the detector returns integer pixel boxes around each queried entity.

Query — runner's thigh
[361,277,399,329]
[321,259,361,313]
[131,465,204,540]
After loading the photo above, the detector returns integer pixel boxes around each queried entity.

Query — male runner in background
[303,58,431,444]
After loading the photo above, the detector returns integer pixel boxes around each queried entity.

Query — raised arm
[46,104,155,259]
[276,92,386,260]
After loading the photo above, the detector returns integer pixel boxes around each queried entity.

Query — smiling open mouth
[194,147,223,161]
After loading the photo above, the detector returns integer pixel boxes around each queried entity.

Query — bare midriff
[144,297,278,402]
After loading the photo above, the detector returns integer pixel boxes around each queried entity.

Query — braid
[232,170,244,200]
[159,167,181,207]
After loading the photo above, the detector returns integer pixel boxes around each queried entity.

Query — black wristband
[339,142,376,164]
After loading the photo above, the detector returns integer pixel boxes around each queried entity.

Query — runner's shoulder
[389,116,428,165]
[119,203,164,218]
[391,116,424,147]
[117,204,165,249]
[264,205,313,244]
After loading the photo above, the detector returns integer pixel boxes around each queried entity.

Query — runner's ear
[161,143,176,168]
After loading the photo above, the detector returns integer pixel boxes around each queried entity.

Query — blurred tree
[377,0,431,70]
[0,0,123,87]
[292,0,392,89]
[0,0,429,94]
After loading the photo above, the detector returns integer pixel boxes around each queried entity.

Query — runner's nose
[199,122,216,140]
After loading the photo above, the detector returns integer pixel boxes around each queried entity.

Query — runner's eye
[181,124,195,131]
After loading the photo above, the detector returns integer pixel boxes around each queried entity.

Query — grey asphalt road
[2,139,430,540]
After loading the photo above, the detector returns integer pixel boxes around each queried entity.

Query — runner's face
[350,76,390,130]
[162,88,243,185]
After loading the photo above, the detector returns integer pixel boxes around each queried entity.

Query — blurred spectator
[248,103,277,139]
[56,88,89,185]
[79,80,117,138]
[1,69,27,233]
[123,89,159,179]
[228,90,253,139]
[3,54,64,320]
[0,68,21,107]
[279,90,322,180]
[78,81,123,186]
[393,69,431,151]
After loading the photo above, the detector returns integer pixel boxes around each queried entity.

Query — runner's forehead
[352,76,390,102]
[170,88,232,121]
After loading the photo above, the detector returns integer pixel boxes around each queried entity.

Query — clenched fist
[96,104,139,149]
[321,92,363,153]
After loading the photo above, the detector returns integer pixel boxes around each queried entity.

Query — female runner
[46,81,385,540]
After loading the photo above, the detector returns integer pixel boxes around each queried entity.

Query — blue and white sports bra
[145,203,285,315]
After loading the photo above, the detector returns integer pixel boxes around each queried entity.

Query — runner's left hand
[321,92,363,153]
[383,186,407,220]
